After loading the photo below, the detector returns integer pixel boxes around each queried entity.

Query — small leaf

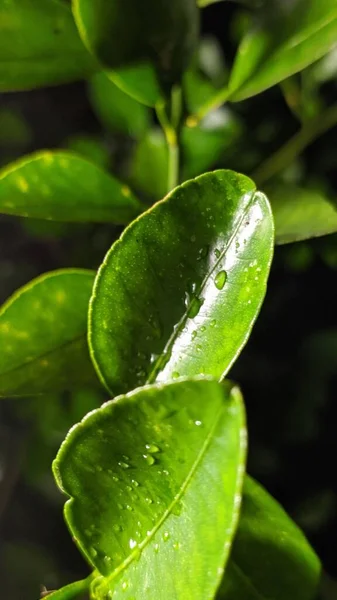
[89,72,150,137]
[72,0,199,104]
[39,577,91,600]
[0,151,142,224]
[219,476,321,600]
[53,378,246,600]
[0,269,98,397]
[269,184,337,244]
[227,0,337,102]
[0,0,96,92]
[89,170,274,395]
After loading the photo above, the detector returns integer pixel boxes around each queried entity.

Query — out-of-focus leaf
[0,0,96,92]
[72,0,199,105]
[218,476,321,600]
[268,184,337,244]
[88,170,274,395]
[54,378,246,600]
[0,269,98,396]
[0,151,142,224]
[227,0,337,102]
[65,135,111,169]
[89,72,150,137]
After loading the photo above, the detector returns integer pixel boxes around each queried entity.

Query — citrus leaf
[89,170,274,395]
[72,0,199,105]
[89,72,150,137]
[269,184,337,244]
[0,269,98,397]
[0,151,142,224]
[0,0,96,92]
[40,577,92,600]
[53,378,246,600]
[219,476,321,600]
[228,0,337,102]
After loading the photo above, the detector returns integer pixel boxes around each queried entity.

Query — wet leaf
[89,170,274,395]
[54,378,246,600]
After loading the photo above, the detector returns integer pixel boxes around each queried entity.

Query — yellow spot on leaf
[56,290,66,304]
[40,359,49,367]
[0,322,10,333]
[122,185,131,197]
[17,176,29,192]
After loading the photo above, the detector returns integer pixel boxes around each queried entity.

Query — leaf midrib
[146,190,257,383]
[102,399,234,589]
[0,332,86,383]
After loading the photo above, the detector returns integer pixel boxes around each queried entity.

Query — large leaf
[89,170,274,395]
[53,378,247,600]
[227,0,337,102]
[72,0,199,104]
[0,0,95,92]
[219,476,321,600]
[269,184,337,244]
[89,72,150,137]
[0,270,98,397]
[0,151,142,224]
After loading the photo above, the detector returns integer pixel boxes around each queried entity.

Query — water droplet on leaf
[214,270,227,290]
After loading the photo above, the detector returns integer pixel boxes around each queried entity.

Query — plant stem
[156,89,181,193]
[253,102,337,186]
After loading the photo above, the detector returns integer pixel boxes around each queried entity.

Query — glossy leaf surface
[0,151,142,223]
[0,0,95,92]
[269,185,337,244]
[73,0,199,103]
[42,578,91,600]
[54,378,246,600]
[228,0,337,102]
[0,270,98,397]
[89,170,274,395]
[89,72,150,137]
[219,477,321,600]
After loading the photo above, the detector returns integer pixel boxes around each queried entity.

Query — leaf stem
[253,102,337,186]
[156,89,181,193]
[45,574,93,599]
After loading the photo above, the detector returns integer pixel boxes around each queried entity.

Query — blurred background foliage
[0,2,336,598]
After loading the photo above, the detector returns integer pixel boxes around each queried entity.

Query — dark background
[0,2,336,598]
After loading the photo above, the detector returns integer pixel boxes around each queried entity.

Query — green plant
[1,0,337,598]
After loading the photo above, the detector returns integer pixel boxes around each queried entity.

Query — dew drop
[210,319,216,328]
[195,420,202,427]
[214,248,221,259]
[196,344,202,353]
[118,461,130,470]
[122,582,128,591]
[145,497,153,504]
[154,543,159,553]
[191,329,198,340]
[214,270,227,290]
[143,454,156,466]
[146,443,160,454]
[129,539,137,549]
[172,371,180,379]
[200,325,206,332]
[131,479,139,487]
[187,296,204,318]
[197,245,209,260]
[90,546,98,558]
[126,504,133,512]
[113,524,122,532]
[112,475,119,483]
[173,542,181,550]
[163,532,170,542]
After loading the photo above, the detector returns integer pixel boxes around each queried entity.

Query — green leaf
[0,0,96,92]
[130,129,169,201]
[89,72,150,137]
[72,0,199,104]
[0,151,142,224]
[53,378,247,600]
[65,134,111,170]
[228,0,337,102]
[40,577,91,600]
[89,170,274,395]
[0,269,98,397]
[219,476,321,600]
[269,184,337,244]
